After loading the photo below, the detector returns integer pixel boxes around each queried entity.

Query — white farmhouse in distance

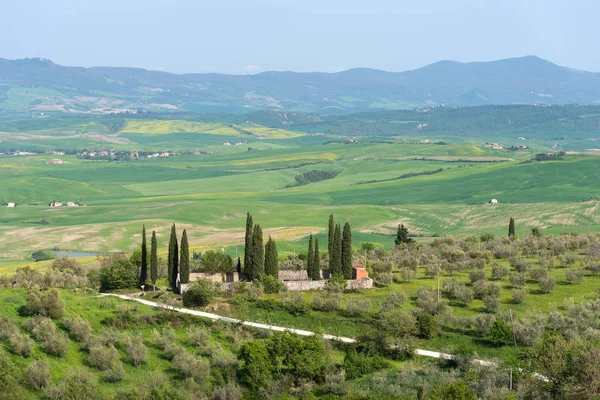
[7,202,16,208]
[489,199,499,204]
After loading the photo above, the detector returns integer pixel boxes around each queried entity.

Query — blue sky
[1,0,597,74]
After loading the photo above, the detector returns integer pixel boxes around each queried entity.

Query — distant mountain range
[1,56,600,114]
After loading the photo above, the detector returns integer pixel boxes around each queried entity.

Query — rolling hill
[1,56,600,114]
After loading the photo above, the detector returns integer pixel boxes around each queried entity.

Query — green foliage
[429,381,478,400]
[343,346,389,380]
[30,249,55,262]
[150,230,158,287]
[168,224,179,291]
[0,350,26,399]
[508,217,516,238]
[244,212,253,274]
[45,369,103,400]
[264,236,279,278]
[395,224,413,246]
[488,319,513,346]
[286,169,339,187]
[331,223,343,277]
[140,225,148,286]
[196,250,233,274]
[309,238,322,280]
[256,275,284,294]
[99,255,138,291]
[23,288,65,319]
[179,229,190,284]
[181,279,216,307]
[342,222,353,279]
[307,234,314,275]
[416,313,436,339]
[26,359,51,390]
[239,340,271,391]
[247,224,265,281]
[328,214,335,272]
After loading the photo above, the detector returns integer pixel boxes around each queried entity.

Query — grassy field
[0,115,598,267]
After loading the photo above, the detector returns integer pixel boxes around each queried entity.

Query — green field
[0,114,599,265]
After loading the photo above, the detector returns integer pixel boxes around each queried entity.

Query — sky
[1,0,598,74]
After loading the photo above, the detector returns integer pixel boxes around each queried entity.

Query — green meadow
[0,114,599,267]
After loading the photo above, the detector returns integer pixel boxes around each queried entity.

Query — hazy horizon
[2,0,599,74]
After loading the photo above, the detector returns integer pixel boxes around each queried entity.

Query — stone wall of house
[345,278,373,290]
[285,280,326,291]
[278,270,309,281]
[188,272,240,283]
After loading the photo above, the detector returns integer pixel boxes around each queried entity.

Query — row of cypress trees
[244,213,279,281]
[139,224,190,292]
[327,215,353,279]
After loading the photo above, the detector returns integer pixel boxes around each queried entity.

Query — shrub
[256,275,284,294]
[374,272,393,286]
[99,255,138,291]
[103,361,125,383]
[164,343,186,361]
[566,268,585,284]
[511,287,528,304]
[416,314,436,339]
[7,332,34,357]
[280,291,309,316]
[416,288,448,316]
[483,295,500,313]
[488,319,513,346]
[52,257,84,276]
[378,309,417,338]
[514,315,546,345]
[345,298,372,316]
[187,326,211,346]
[88,344,120,371]
[423,263,442,278]
[182,279,216,307]
[473,281,501,299]
[469,270,487,284]
[491,263,510,280]
[63,316,93,344]
[44,369,102,400]
[538,276,556,293]
[152,327,176,350]
[380,292,406,312]
[529,268,548,281]
[172,351,211,383]
[122,334,147,367]
[312,291,341,312]
[23,288,65,319]
[474,314,496,336]
[24,317,69,358]
[399,267,417,281]
[509,256,530,273]
[480,233,495,242]
[213,383,243,400]
[509,272,527,287]
[26,359,51,389]
[454,286,474,306]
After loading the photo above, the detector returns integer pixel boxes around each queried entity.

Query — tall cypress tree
[140,225,148,287]
[307,234,314,273]
[180,229,190,284]
[311,238,321,280]
[150,230,158,290]
[244,213,253,274]
[168,224,179,290]
[509,217,516,238]
[342,222,353,279]
[264,237,279,278]
[328,214,334,271]
[331,223,342,277]
[248,224,264,281]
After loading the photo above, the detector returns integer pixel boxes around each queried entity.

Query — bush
[378,309,417,338]
[345,298,372,317]
[122,334,147,367]
[483,295,500,313]
[416,314,436,339]
[24,317,69,358]
[256,275,284,294]
[374,272,393,286]
[182,279,216,307]
[187,326,211,346]
[566,268,585,284]
[280,291,309,316]
[380,292,406,312]
[514,315,546,345]
[491,263,510,280]
[23,288,65,319]
[172,351,210,383]
[88,344,120,371]
[469,269,487,284]
[454,286,474,306]
[26,359,51,389]
[488,319,513,346]
[103,361,125,383]
[31,249,55,262]
[312,291,341,312]
[213,383,243,400]
[416,288,448,316]
[474,314,496,336]
[511,287,528,304]
[538,276,556,293]
[7,332,34,357]
[99,255,138,291]
[44,369,102,400]
[509,256,530,273]
[529,268,548,281]
[63,316,93,344]
[509,272,527,287]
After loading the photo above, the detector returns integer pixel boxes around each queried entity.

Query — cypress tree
[342,222,353,279]
[248,224,264,281]
[264,237,279,278]
[168,224,179,290]
[244,213,253,274]
[180,229,190,284]
[509,217,516,238]
[236,257,242,274]
[328,214,334,271]
[168,226,174,289]
[307,234,314,273]
[140,225,148,287]
[150,231,158,290]
[331,223,342,277]
[311,238,321,280]
[395,223,413,246]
